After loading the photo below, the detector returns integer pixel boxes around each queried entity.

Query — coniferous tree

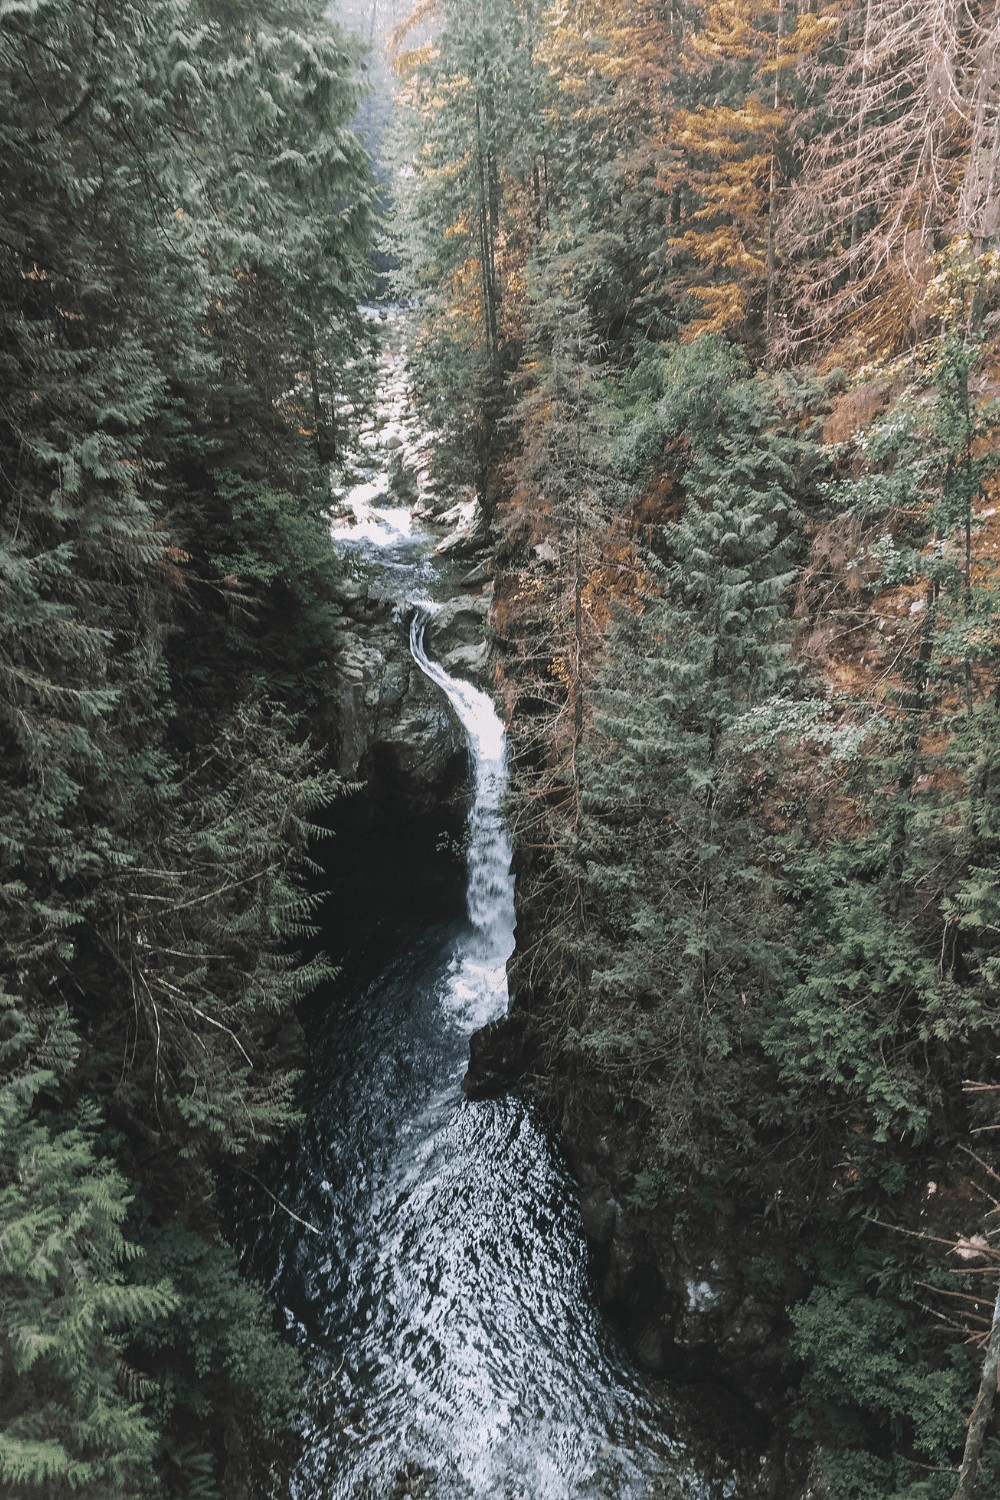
[662,0,832,346]
[0,1007,176,1499]
[536,0,685,347]
[498,243,624,1009]
[393,0,544,511]
[764,263,1000,1167]
[578,338,801,1184]
[0,2,373,1491]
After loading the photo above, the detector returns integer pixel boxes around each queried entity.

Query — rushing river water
[259,337,737,1500]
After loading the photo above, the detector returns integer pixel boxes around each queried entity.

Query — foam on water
[333,481,419,547]
[409,606,515,1031]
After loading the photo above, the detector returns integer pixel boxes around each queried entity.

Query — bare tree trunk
[848,0,874,252]
[474,90,500,369]
[765,3,783,346]
[308,354,335,464]
[951,1285,1000,1500]
[958,10,1000,246]
[766,126,778,342]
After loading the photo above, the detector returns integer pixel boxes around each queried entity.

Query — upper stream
[259,331,735,1500]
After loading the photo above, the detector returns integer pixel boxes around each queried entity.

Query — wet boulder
[462,1011,529,1098]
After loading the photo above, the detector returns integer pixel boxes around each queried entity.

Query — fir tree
[0,2,372,1490]
[580,337,801,1184]
[0,1005,176,1499]
[498,240,625,1012]
[392,0,544,510]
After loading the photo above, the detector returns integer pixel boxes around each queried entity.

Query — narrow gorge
[6,6,1000,1499]
[254,335,741,1499]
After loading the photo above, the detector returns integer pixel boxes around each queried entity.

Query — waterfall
[409,605,516,1029]
[259,331,732,1500]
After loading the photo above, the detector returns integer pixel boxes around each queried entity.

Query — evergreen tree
[535,0,685,347]
[764,259,1000,1166]
[392,0,544,511]
[662,0,832,346]
[0,1006,175,1499]
[497,241,626,1014]
[0,1,373,1491]
[579,337,801,1185]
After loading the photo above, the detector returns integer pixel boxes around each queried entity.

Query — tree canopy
[0,1,374,1492]
[395,3,1000,1495]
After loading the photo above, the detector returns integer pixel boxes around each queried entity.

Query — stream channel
[257,329,738,1500]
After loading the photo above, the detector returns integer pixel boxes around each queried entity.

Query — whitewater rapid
[409,606,515,1029]
[256,326,736,1500]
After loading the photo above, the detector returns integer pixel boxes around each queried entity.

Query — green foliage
[813,1449,902,1500]
[134,1225,301,1487]
[206,471,351,704]
[0,1004,176,1499]
[576,337,806,1182]
[790,1259,980,1500]
[0,0,371,1491]
[792,1277,967,1458]
[762,865,942,1146]
[624,1169,677,1215]
[95,703,340,1164]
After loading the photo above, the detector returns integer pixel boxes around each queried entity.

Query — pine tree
[574,338,802,1184]
[0,1005,176,1499]
[392,0,544,510]
[662,0,833,345]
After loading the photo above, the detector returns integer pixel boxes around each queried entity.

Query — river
[257,333,738,1500]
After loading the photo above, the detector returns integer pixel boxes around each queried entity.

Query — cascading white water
[409,606,515,1029]
[259,327,736,1500]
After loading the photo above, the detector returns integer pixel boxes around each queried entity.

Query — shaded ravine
[258,345,737,1499]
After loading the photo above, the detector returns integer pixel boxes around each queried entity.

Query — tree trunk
[951,1284,1000,1500]
[848,0,874,253]
[308,354,335,464]
[888,577,938,899]
[766,11,782,346]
